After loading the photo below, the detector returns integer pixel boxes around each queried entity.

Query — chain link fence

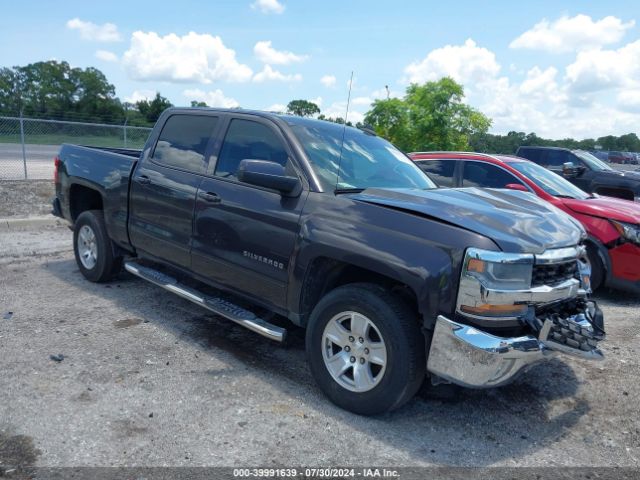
[0,116,152,180]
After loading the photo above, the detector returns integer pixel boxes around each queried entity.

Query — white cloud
[370,87,401,100]
[66,18,122,42]
[183,88,239,108]
[253,65,302,83]
[308,96,323,108]
[251,0,285,14]
[123,31,253,84]
[124,90,156,104]
[254,40,308,65]
[510,14,635,53]
[95,50,118,62]
[352,96,373,107]
[519,66,565,103]
[565,39,640,93]
[322,101,365,125]
[320,75,336,88]
[266,103,287,112]
[404,39,500,84]
[617,90,640,112]
[400,37,640,138]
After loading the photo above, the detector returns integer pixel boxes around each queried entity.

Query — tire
[586,244,605,291]
[306,283,426,415]
[73,210,120,283]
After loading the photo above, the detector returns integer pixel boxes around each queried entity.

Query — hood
[563,196,640,224]
[351,187,584,254]
[595,169,640,188]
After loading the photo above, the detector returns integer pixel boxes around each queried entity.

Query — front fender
[287,194,498,328]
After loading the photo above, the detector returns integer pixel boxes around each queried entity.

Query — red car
[410,152,640,294]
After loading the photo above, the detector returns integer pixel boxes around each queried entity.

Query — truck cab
[53,108,606,415]
[516,146,640,202]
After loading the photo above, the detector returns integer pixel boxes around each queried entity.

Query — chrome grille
[532,261,578,287]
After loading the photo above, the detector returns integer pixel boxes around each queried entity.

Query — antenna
[334,71,354,192]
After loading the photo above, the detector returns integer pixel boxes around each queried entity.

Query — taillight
[54,156,60,183]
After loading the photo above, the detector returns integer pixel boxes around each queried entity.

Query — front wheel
[586,244,605,291]
[73,210,120,283]
[306,283,426,415]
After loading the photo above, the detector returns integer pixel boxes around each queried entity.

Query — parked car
[607,151,637,164]
[608,151,628,164]
[52,108,605,415]
[411,152,640,294]
[516,146,640,202]
[590,150,609,162]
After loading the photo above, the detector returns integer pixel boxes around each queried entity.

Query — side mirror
[237,159,301,196]
[562,162,580,177]
[505,183,528,192]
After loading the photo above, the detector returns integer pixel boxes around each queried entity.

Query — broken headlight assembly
[457,248,534,318]
[611,220,640,246]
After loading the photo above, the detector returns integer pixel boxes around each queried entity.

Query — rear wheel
[306,283,426,415]
[73,210,120,282]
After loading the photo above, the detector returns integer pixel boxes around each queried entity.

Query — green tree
[0,61,125,122]
[0,67,24,114]
[364,98,409,146]
[364,77,491,151]
[616,133,640,152]
[190,100,208,107]
[596,135,618,151]
[136,93,173,123]
[73,67,123,122]
[286,99,321,117]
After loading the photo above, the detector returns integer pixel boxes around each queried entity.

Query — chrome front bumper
[427,314,604,389]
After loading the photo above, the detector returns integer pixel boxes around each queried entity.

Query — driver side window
[543,150,572,168]
[462,162,522,189]
[215,119,288,179]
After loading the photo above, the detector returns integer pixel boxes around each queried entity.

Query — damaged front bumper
[426,302,605,388]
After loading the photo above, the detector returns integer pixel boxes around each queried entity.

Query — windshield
[573,150,612,171]
[509,161,590,200]
[287,118,436,191]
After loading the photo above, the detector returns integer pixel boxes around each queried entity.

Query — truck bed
[56,143,140,251]
[76,145,142,159]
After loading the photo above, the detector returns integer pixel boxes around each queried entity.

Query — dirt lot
[0,180,54,217]
[0,223,638,472]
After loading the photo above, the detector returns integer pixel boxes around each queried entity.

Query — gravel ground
[0,224,638,471]
[0,180,54,218]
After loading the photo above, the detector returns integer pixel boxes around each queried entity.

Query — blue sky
[1,0,639,138]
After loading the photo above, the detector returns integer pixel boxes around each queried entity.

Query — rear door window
[418,160,457,187]
[152,115,219,174]
[518,148,541,163]
[544,150,571,167]
[462,162,521,188]
[215,119,289,179]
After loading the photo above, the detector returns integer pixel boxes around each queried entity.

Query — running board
[124,261,286,342]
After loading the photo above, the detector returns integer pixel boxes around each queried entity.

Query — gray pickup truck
[53,108,605,414]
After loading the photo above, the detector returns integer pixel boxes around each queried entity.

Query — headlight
[465,257,533,290]
[611,220,640,245]
[457,248,533,318]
